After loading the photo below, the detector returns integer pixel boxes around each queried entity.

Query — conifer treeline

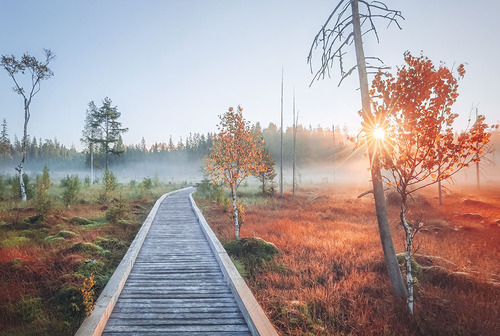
[0,117,354,176]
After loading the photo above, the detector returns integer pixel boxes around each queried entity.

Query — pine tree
[86,97,128,170]
[259,147,277,195]
[0,118,11,158]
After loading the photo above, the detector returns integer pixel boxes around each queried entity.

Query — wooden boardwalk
[76,187,276,336]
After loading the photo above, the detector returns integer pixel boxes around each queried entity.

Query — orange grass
[196,184,500,335]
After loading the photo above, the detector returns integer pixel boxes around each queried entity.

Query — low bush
[223,237,279,277]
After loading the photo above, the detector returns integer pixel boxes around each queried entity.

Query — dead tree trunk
[280,69,284,198]
[351,0,407,299]
[292,91,297,198]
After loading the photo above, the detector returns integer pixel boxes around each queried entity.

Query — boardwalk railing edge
[189,192,279,336]
[75,187,191,336]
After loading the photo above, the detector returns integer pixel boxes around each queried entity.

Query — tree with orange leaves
[370,51,497,313]
[206,106,265,239]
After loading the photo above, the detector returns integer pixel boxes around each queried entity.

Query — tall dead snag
[308,0,407,299]
[280,69,284,197]
[206,106,266,239]
[371,52,496,313]
[292,90,298,198]
[1,49,55,202]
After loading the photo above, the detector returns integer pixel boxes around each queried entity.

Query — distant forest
[2,118,497,183]
[0,120,355,181]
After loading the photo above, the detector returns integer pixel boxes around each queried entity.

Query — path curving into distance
[76,187,277,336]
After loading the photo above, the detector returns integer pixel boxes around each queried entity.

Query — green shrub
[61,175,81,209]
[76,259,106,278]
[10,174,34,200]
[0,236,30,248]
[83,176,91,187]
[153,173,161,187]
[66,242,104,258]
[230,257,248,277]
[23,214,44,225]
[94,237,127,251]
[52,286,85,335]
[0,175,6,200]
[140,177,153,190]
[15,296,43,324]
[223,237,280,277]
[98,169,118,204]
[34,166,52,216]
[106,199,128,223]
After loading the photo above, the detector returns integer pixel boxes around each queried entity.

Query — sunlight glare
[373,127,385,141]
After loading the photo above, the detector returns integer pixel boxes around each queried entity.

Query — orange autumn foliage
[206,105,265,191]
[81,273,95,316]
[369,51,496,192]
[206,105,266,239]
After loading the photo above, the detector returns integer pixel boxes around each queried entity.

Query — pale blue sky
[0,0,498,150]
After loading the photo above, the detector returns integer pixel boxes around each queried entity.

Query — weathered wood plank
[102,332,251,336]
[101,188,252,334]
[103,324,252,333]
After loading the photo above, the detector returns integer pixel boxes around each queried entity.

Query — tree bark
[280,69,284,198]
[17,98,30,202]
[400,201,414,313]
[351,0,407,299]
[231,186,240,240]
[476,160,480,190]
[292,91,296,198]
[90,145,94,185]
[262,175,265,194]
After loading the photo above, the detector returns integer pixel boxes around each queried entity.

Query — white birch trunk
[18,98,30,202]
[231,187,240,240]
[400,201,414,314]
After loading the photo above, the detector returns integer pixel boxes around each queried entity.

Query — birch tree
[370,52,496,313]
[1,49,55,202]
[308,0,407,298]
[206,106,266,239]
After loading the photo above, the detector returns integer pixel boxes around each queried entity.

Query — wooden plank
[100,188,252,334]
[102,331,251,336]
[190,193,279,336]
[75,189,184,336]
[79,187,276,336]
[103,324,252,333]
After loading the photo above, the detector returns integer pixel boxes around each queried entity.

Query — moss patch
[69,217,95,226]
[223,237,280,277]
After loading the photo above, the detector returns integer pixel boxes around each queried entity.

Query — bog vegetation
[0,169,184,335]
[194,183,500,336]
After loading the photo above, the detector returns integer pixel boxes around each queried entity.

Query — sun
[373,127,385,141]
